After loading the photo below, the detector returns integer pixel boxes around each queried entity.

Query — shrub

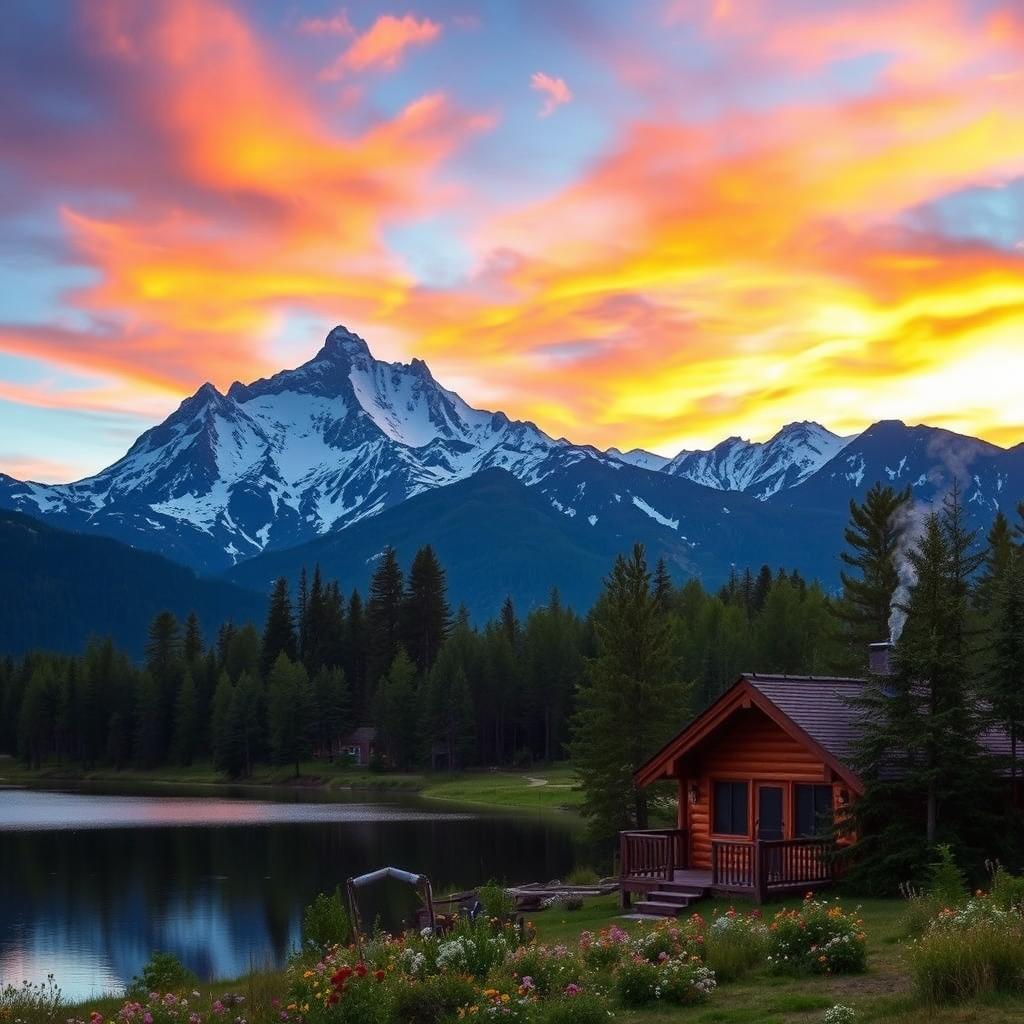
[578,926,630,972]
[387,973,478,1024]
[478,880,517,920]
[302,887,352,950]
[990,864,1024,912]
[507,944,584,995]
[706,909,768,981]
[127,952,196,998]
[766,896,866,975]
[613,957,661,1007]
[927,844,967,907]
[631,914,705,963]
[539,989,613,1024]
[563,867,600,886]
[908,896,1024,1002]
[434,918,516,977]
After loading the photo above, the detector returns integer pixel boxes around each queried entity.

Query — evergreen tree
[653,558,674,612]
[171,670,199,766]
[976,511,1016,614]
[752,565,773,613]
[18,664,57,768]
[344,589,368,721]
[267,654,315,775]
[422,643,476,769]
[570,544,686,840]
[145,610,183,758]
[983,548,1024,782]
[210,671,235,772]
[312,666,351,758]
[224,624,261,681]
[500,596,519,645]
[366,548,404,690]
[847,488,996,890]
[374,649,418,769]
[262,577,297,677]
[402,545,451,676]
[133,671,163,769]
[183,612,204,665]
[834,483,911,656]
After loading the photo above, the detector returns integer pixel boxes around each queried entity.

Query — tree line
[2,538,853,778]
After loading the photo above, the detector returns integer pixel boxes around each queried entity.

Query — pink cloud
[320,13,441,79]
[296,9,354,36]
[530,71,572,117]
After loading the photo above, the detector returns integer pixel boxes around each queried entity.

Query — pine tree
[344,589,368,721]
[983,548,1024,782]
[133,671,163,769]
[500,596,519,645]
[17,664,57,769]
[297,567,309,661]
[183,612,204,666]
[262,577,297,677]
[267,654,315,775]
[210,671,235,772]
[570,544,686,840]
[312,666,350,757]
[171,670,199,765]
[752,565,773,613]
[374,649,418,770]
[834,483,911,656]
[653,558,674,612]
[847,487,997,890]
[976,511,1016,614]
[402,545,451,676]
[145,610,182,759]
[366,548,404,690]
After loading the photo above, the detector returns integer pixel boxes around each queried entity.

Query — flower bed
[766,895,867,975]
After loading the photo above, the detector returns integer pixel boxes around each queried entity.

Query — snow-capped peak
[664,420,857,499]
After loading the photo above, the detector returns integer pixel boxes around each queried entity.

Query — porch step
[634,900,687,917]
[647,890,692,905]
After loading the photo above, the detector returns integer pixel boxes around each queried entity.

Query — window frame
[794,783,833,838]
[711,778,750,837]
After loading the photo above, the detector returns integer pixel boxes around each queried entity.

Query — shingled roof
[742,673,867,766]
[634,671,1018,791]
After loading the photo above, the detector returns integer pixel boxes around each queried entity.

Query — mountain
[0,510,264,657]
[1,326,1021,613]
[777,419,1024,516]
[226,468,827,619]
[0,327,562,572]
[658,421,856,499]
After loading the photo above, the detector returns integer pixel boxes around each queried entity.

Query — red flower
[330,967,353,988]
[373,970,385,983]
[327,994,339,1006]
[354,963,367,979]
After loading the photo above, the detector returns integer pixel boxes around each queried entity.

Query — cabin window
[712,780,749,835]
[795,784,833,837]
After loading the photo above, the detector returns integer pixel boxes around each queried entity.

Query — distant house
[620,643,1016,915]
[320,726,376,766]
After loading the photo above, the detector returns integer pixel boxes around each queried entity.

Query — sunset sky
[3,0,1024,482]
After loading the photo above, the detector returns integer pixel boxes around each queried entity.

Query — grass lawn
[420,764,581,813]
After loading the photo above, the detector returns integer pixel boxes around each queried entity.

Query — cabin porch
[619,826,835,911]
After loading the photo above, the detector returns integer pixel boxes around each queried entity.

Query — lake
[0,785,581,1001]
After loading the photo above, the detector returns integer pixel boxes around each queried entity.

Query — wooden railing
[712,838,834,901]
[619,828,688,881]
[711,840,756,888]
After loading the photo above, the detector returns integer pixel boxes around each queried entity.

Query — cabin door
[756,785,784,840]
[756,784,785,884]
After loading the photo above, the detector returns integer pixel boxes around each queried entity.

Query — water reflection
[0,787,579,1000]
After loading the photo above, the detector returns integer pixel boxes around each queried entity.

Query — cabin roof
[634,673,866,793]
[635,671,1019,792]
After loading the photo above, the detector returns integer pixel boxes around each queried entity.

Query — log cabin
[619,643,1016,917]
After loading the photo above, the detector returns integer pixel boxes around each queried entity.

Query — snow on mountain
[662,421,857,499]
[605,447,671,472]
[0,327,565,570]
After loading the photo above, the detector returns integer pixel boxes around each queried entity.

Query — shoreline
[0,759,583,816]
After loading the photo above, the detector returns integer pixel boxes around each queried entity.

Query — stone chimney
[868,641,893,676]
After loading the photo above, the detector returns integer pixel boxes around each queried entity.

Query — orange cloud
[320,13,441,79]
[530,72,573,117]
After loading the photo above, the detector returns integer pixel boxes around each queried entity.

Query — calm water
[0,785,579,1000]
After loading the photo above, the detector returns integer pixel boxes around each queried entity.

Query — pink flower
[564,984,581,997]
[211,1002,225,1016]
[143,1014,153,1024]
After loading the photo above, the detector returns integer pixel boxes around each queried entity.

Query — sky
[2,0,1024,482]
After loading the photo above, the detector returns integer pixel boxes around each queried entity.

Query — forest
[3,481,1024,883]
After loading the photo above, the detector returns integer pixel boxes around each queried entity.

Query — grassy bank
[0,758,582,814]
[12,895,1024,1024]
